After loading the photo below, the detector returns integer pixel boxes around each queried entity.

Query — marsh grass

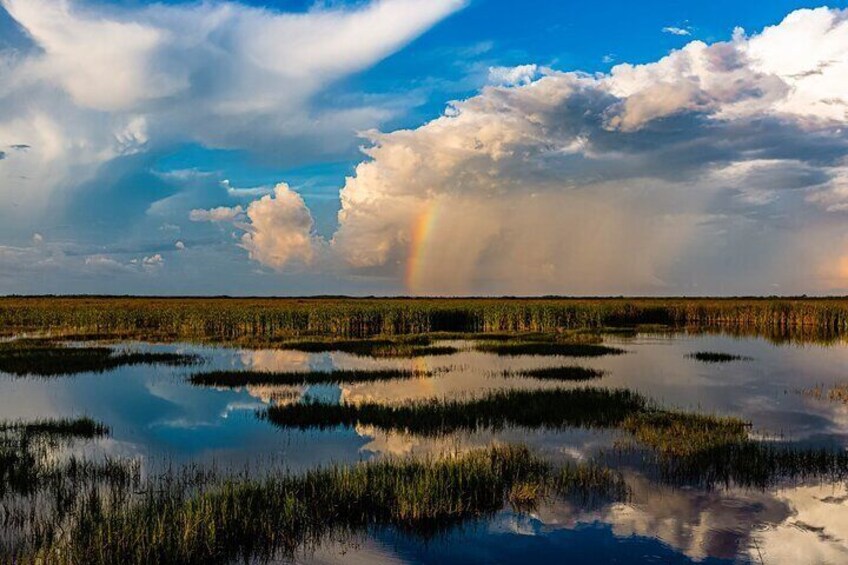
[0,416,141,563]
[498,367,606,382]
[0,339,200,377]
[686,351,752,363]
[6,297,847,343]
[621,411,749,457]
[799,383,848,404]
[474,341,626,357]
[277,336,460,358]
[10,446,626,565]
[651,441,848,489]
[0,417,119,497]
[264,388,649,435]
[264,388,757,463]
[0,417,108,439]
[189,368,436,388]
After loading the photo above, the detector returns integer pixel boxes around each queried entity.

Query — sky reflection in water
[1,332,848,563]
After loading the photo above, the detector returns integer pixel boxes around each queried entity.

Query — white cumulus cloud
[0,0,466,215]
[230,7,848,295]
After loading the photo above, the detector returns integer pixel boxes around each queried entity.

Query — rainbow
[405,200,440,294]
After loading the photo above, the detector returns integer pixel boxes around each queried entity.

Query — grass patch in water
[279,337,459,358]
[1,417,133,500]
[621,411,749,458]
[686,351,751,363]
[799,383,848,404]
[264,387,754,462]
[0,417,108,440]
[13,445,626,564]
[499,366,606,382]
[0,339,200,377]
[474,341,625,357]
[652,441,848,489]
[190,368,435,388]
[264,388,648,435]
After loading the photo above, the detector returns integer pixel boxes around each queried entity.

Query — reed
[189,369,435,388]
[799,383,848,404]
[263,388,754,462]
[3,297,848,342]
[263,388,649,435]
[499,367,606,382]
[474,342,625,357]
[279,337,459,358]
[686,351,751,363]
[621,411,749,457]
[0,417,108,439]
[652,441,848,489]
[0,340,199,377]
[11,446,626,564]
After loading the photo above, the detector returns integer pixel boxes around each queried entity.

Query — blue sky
[153,0,843,208]
[1,0,848,295]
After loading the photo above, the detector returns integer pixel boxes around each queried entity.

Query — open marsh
[4,300,848,563]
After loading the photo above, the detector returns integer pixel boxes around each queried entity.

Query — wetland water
[2,330,848,563]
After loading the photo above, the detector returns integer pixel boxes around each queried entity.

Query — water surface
[2,331,848,563]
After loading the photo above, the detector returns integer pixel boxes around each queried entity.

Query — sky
[1,0,848,296]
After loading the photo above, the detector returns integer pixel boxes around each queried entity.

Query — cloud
[190,206,245,223]
[228,7,848,295]
[192,183,317,271]
[0,0,466,213]
[662,26,692,36]
[142,253,164,270]
[85,254,129,271]
[221,180,274,199]
[488,64,540,86]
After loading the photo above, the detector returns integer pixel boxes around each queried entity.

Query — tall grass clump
[264,388,649,435]
[474,342,625,357]
[278,336,459,358]
[498,367,606,382]
[12,446,626,564]
[0,339,199,377]
[189,369,435,388]
[686,351,752,363]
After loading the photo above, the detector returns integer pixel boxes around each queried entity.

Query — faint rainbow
[405,200,439,294]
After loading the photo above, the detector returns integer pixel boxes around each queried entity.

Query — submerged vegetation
[0,339,199,377]
[686,351,752,363]
[190,368,436,388]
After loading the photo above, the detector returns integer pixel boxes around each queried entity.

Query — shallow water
[2,332,848,563]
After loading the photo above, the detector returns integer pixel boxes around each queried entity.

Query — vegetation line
[190,369,437,387]
[3,297,848,342]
